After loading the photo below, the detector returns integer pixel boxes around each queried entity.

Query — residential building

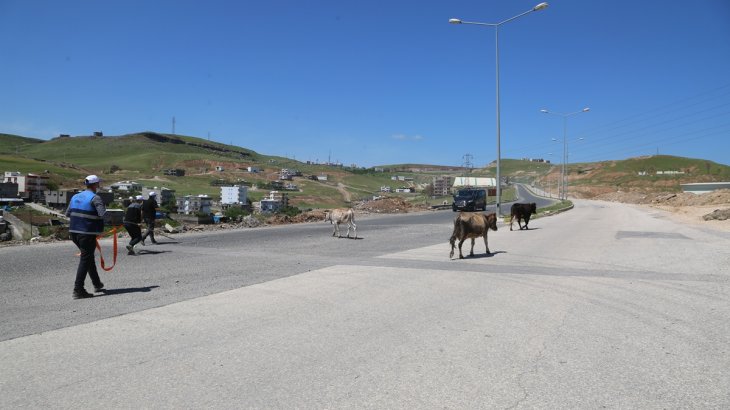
[280,169,294,180]
[317,175,328,181]
[260,191,288,212]
[432,176,453,196]
[176,195,213,215]
[215,166,225,172]
[395,187,415,193]
[3,171,49,201]
[163,168,185,177]
[220,185,248,205]
[142,187,176,206]
[247,166,261,173]
[0,182,19,198]
[44,189,79,209]
[111,180,142,192]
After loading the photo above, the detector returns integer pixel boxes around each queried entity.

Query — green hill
[2,131,729,206]
[543,155,730,198]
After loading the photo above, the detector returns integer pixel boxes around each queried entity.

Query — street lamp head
[449,18,463,24]
[533,2,549,11]
[582,107,590,112]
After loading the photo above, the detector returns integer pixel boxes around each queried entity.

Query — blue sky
[2,0,729,167]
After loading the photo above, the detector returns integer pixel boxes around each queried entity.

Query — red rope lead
[96,226,119,272]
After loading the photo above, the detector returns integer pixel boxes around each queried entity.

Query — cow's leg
[449,235,456,259]
[458,238,466,259]
[351,220,357,238]
[483,233,490,254]
[469,238,475,257]
[509,214,514,231]
[518,217,524,230]
[524,216,530,230]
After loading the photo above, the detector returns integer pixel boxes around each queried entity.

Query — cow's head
[530,203,537,214]
[485,212,498,231]
[323,211,332,223]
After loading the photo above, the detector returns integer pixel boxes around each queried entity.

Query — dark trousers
[70,233,102,290]
[141,218,157,243]
[124,223,142,247]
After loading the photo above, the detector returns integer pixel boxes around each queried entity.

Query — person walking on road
[141,191,159,245]
[66,175,106,299]
[124,195,144,255]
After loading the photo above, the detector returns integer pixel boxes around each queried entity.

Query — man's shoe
[93,283,105,292]
[151,241,159,245]
[73,289,94,299]
[126,244,136,255]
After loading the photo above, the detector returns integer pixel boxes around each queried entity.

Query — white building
[111,180,142,192]
[452,177,497,189]
[220,185,248,205]
[259,191,288,213]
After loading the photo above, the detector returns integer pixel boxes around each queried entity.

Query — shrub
[277,206,301,217]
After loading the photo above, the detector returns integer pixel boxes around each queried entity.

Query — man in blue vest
[65,175,107,299]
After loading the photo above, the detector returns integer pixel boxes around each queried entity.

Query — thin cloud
[391,134,424,141]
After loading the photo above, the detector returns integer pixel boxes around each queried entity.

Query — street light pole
[542,107,590,200]
[450,2,548,216]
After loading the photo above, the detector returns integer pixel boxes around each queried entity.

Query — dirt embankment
[593,189,730,231]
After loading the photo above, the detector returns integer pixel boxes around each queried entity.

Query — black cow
[509,203,537,231]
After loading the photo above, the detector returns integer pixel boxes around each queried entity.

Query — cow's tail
[449,218,462,258]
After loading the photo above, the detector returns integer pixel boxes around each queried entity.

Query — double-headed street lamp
[541,107,590,200]
[450,2,548,216]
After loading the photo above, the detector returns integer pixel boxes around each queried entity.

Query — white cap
[128,196,134,200]
[149,191,157,196]
[135,195,144,200]
[84,175,101,185]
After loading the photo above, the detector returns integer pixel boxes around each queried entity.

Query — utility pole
[172,116,176,135]
[462,153,474,186]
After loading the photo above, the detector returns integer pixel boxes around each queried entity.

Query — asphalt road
[2,200,729,408]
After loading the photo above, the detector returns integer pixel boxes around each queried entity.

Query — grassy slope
[569,155,730,192]
[4,131,729,207]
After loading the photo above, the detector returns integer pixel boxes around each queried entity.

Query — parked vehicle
[452,188,487,212]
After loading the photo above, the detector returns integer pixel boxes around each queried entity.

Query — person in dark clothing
[124,195,144,255]
[141,191,159,245]
[65,175,106,299]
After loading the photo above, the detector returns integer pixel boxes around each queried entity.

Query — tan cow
[324,208,357,238]
[449,212,498,259]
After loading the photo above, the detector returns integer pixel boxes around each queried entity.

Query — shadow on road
[338,236,364,240]
[454,251,507,260]
[136,250,172,255]
[100,285,160,296]
[451,251,507,261]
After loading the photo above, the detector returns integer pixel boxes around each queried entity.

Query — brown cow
[324,208,357,238]
[449,212,498,259]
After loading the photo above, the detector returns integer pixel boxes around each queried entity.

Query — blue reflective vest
[68,190,104,235]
